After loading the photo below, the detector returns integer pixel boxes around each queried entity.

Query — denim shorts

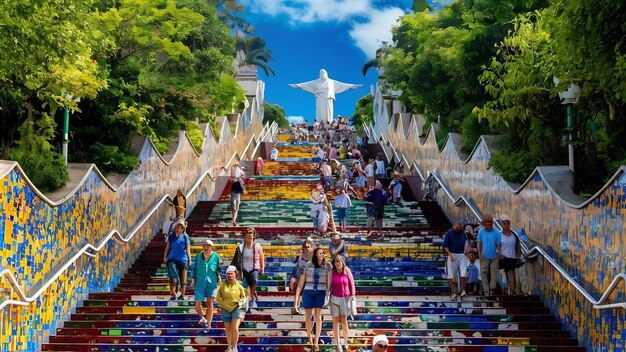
[241,269,259,289]
[167,260,187,280]
[302,289,326,309]
[222,307,245,323]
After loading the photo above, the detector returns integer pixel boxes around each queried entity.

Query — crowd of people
[443,213,535,299]
[161,120,539,352]
[162,216,362,352]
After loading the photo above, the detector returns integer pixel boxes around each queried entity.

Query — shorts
[194,280,217,302]
[302,289,326,309]
[230,192,241,207]
[499,257,518,271]
[241,269,259,289]
[446,253,468,280]
[167,260,187,280]
[221,307,245,323]
[335,208,347,222]
[330,296,351,316]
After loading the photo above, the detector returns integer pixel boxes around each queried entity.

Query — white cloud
[287,115,306,124]
[243,0,373,23]
[241,1,409,58]
[350,7,404,59]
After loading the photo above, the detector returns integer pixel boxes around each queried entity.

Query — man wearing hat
[190,239,221,328]
[371,335,389,351]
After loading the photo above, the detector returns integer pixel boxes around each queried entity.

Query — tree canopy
[379,0,625,193]
[0,0,267,189]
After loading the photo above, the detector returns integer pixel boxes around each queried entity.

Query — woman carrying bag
[329,254,356,352]
[216,266,248,352]
[294,248,332,352]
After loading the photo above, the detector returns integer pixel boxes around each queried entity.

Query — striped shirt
[303,261,332,291]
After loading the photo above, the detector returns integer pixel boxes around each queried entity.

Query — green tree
[352,95,374,128]
[0,0,107,158]
[263,102,289,128]
[10,114,69,191]
[72,0,237,168]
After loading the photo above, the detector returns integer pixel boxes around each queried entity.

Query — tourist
[216,265,247,352]
[255,157,265,176]
[374,153,386,180]
[477,214,502,297]
[231,227,265,308]
[329,254,356,352]
[270,146,279,161]
[173,188,186,218]
[310,185,329,235]
[499,214,521,295]
[190,239,220,328]
[332,190,352,232]
[443,222,469,299]
[465,248,481,294]
[371,335,389,352]
[329,233,347,261]
[163,222,192,300]
[365,159,375,189]
[230,163,246,226]
[289,239,315,314]
[388,172,403,203]
[364,181,387,238]
[294,247,332,351]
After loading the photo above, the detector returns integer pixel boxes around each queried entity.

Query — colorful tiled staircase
[42,133,583,352]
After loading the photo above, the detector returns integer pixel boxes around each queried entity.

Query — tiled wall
[0,85,269,352]
[371,90,626,351]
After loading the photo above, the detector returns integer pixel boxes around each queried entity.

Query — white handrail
[0,121,278,311]
[423,169,625,310]
[0,193,171,311]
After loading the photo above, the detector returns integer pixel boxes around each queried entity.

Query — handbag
[238,295,249,311]
[349,297,358,317]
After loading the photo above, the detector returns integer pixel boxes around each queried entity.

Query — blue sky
[240,0,417,124]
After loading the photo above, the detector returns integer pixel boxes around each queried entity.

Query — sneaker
[250,301,258,308]
[177,295,185,301]
[169,296,176,301]
[198,317,207,326]
[450,293,457,300]
[460,290,467,298]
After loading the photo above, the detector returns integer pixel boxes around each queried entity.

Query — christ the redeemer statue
[289,69,361,123]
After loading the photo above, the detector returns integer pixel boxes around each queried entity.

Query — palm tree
[236,36,275,77]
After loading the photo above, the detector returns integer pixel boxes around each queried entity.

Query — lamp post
[553,77,580,193]
[61,93,80,165]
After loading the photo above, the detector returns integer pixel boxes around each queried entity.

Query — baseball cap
[372,335,389,347]
[226,265,237,273]
[203,239,213,246]
[500,214,510,222]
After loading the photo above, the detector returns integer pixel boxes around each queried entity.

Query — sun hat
[226,265,238,273]
[203,239,213,246]
[372,335,389,347]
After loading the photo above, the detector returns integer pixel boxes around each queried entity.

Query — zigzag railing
[370,121,625,310]
[0,121,279,311]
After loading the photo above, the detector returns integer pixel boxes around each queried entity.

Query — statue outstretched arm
[332,80,362,94]
[289,81,319,94]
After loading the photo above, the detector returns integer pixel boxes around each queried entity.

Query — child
[465,249,482,294]
[256,157,265,176]
[332,189,352,232]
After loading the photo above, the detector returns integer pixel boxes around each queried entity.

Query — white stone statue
[289,69,362,123]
